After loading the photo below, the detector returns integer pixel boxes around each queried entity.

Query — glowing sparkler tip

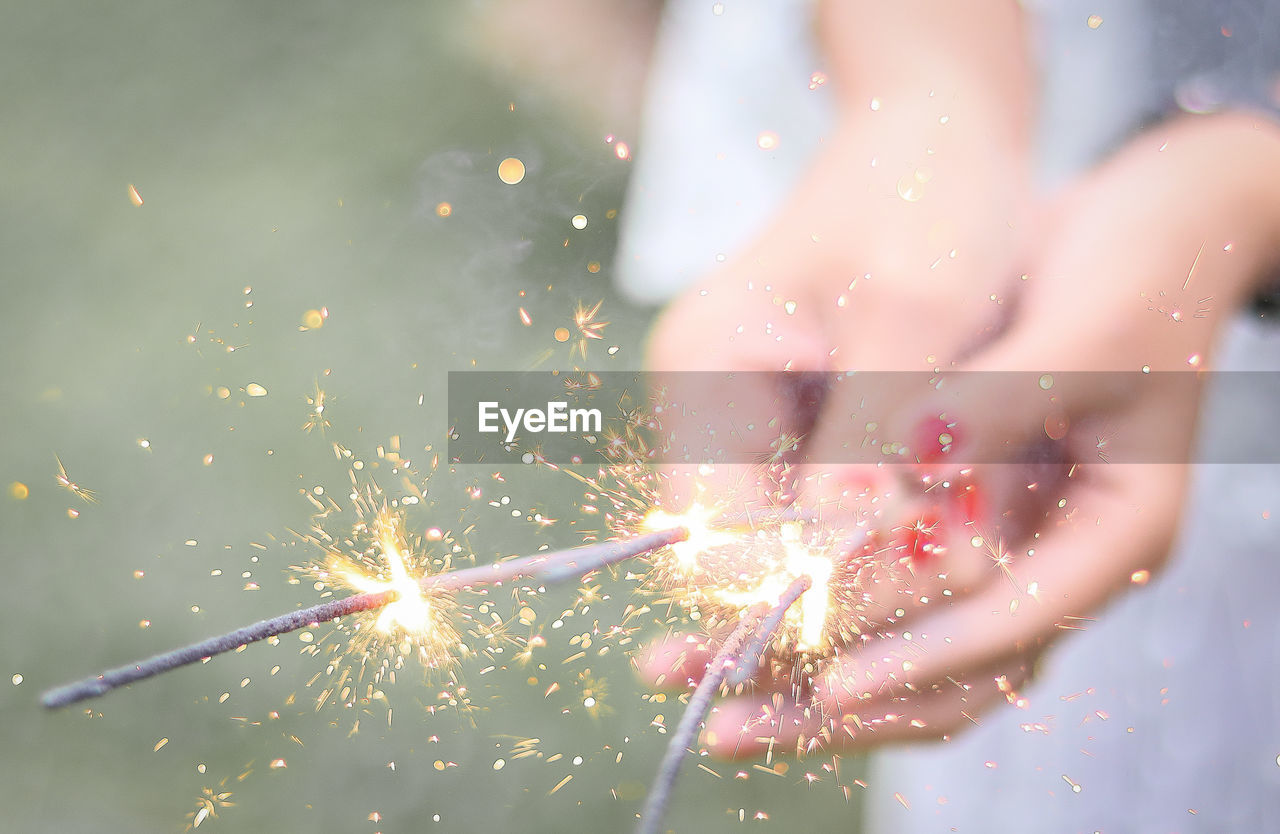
[641,489,845,654]
[643,502,732,573]
[333,509,437,637]
[369,516,432,635]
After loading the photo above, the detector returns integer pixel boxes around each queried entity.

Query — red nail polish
[911,416,960,464]
[893,510,943,564]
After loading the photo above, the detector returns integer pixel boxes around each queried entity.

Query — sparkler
[42,526,688,709]
[45,441,871,834]
[637,574,811,834]
[639,504,871,661]
[726,572,815,687]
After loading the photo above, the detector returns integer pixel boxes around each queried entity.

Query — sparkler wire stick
[421,527,688,589]
[636,573,811,834]
[42,526,689,709]
[42,590,396,709]
[725,574,813,686]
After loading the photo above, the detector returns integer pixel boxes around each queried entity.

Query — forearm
[1111,112,1280,309]
[776,0,1035,282]
[817,0,1033,157]
[1194,112,1280,300]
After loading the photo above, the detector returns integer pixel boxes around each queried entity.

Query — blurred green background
[0,2,865,831]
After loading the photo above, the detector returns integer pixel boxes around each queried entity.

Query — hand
[637,88,1036,744]
[642,0,1035,514]
[644,107,1034,503]
[685,111,1280,756]
[638,0,1039,731]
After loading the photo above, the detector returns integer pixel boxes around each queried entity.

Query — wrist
[818,0,1033,154]
[1141,112,1280,306]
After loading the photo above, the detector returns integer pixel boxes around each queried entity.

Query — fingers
[824,460,1187,706]
[702,651,1036,757]
[701,454,1186,758]
[801,465,1004,638]
[794,283,1025,505]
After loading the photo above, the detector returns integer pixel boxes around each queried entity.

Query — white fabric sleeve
[612,0,832,305]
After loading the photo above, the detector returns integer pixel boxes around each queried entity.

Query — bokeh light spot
[497,157,526,185]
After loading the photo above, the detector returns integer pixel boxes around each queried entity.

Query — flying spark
[54,454,97,504]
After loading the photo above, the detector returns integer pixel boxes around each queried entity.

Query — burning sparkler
[44,440,883,834]
[636,574,813,834]
[42,526,689,709]
[639,501,872,661]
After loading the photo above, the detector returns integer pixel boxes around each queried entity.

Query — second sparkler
[42,526,690,709]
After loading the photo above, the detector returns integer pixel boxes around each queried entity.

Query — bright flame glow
[341,511,432,635]
[644,503,734,573]
[643,498,837,651]
[780,525,833,650]
[711,523,833,650]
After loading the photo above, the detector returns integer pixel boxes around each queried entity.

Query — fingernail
[910,415,960,465]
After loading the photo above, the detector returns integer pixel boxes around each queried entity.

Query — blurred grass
[0,2,865,831]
